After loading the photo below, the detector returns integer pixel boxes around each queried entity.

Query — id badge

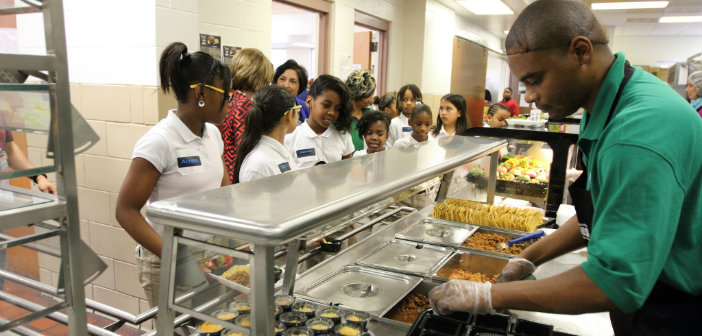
[295,148,317,163]
[175,149,204,175]
[402,126,412,132]
[278,162,292,173]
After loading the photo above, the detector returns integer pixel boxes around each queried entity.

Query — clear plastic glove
[497,258,536,283]
[428,280,493,315]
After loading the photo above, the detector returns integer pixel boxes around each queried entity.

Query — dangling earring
[198,99,205,107]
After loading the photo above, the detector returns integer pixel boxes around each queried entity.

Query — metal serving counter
[295,207,612,335]
[146,136,507,335]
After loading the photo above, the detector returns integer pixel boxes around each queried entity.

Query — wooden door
[353,31,372,70]
[450,36,488,129]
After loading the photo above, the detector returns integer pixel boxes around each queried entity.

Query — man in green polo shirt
[428,0,702,334]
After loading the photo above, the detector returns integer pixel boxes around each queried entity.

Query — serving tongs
[497,230,545,250]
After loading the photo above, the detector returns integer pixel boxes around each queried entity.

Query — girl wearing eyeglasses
[388,84,422,146]
[115,42,231,306]
[234,85,300,183]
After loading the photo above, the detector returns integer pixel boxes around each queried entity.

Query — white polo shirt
[239,135,297,183]
[394,135,423,147]
[388,114,411,147]
[353,149,367,157]
[430,125,453,139]
[284,121,354,169]
[132,110,224,236]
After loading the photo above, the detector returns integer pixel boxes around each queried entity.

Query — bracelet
[29,174,47,184]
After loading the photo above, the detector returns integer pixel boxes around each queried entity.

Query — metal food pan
[432,250,511,283]
[382,279,442,325]
[356,239,453,278]
[457,225,534,257]
[295,265,421,317]
[395,218,478,247]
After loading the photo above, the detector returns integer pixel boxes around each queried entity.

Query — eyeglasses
[190,83,233,104]
[284,105,302,116]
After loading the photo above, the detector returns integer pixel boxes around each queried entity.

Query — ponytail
[232,85,295,183]
[159,42,231,104]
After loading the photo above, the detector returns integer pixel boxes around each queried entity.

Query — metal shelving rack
[0,0,88,334]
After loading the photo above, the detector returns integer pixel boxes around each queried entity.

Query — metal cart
[0,1,94,334]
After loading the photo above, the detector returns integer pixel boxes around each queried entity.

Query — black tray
[407,310,557,336]
[406,309,473,336]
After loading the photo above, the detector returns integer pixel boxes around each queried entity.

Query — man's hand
[497,258,536,283]
[429,280,493,315]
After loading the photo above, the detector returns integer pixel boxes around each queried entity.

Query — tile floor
[0,281,145,335]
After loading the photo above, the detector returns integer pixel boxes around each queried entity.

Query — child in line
[285,74,354,168]
[116,42,231,305]
[394,105,433,147]
[234,85,300,183]
[486,103,511,128]
[388,84,422,146]
[432,93,469,138]
[353,111,391,157]
[378,94,399,119]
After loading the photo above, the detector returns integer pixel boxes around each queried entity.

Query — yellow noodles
[432,199,542,232]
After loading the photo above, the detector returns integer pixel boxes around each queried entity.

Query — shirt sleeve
[132,132,170,173]
[581,145,684,312]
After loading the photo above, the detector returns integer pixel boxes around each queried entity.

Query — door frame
[354,11,389,96]
[275,0,331,75]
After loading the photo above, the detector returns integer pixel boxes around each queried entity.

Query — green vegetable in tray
[516,175,531,182]
[469,167,485,177]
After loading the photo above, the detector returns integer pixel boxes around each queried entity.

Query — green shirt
[350,107,373,152]
[579,53,702,312]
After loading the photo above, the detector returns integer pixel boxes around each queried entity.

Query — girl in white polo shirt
[431,93,469,139]
[115,42,231,306]
[388,84,422,146]
[285,75,354,168]
[234,85,300,183]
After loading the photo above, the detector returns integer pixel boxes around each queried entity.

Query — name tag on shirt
[177,156,202,168]
[402,126,412,132]
[296,148,316,158]
[278,162,291,173]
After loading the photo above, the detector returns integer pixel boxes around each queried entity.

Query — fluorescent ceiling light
[659,15,702,23]
[591,1,669,10]
[457,0,513,15]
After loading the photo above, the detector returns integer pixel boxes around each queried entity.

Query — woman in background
[220,48,274,182]
[345,70,377,152]
[687,71,702,117]
[273,59,309,123]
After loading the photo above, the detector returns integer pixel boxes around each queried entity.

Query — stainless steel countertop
[146,136,506,246]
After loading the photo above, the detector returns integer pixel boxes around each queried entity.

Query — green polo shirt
[578,53,702,312]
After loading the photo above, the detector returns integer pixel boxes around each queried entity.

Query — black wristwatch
[30,174,47,184]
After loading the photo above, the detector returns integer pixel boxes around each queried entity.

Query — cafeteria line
[1,0,701,335]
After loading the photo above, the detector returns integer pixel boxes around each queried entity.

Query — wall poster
[223,46,242,65]
[199,34,222,61]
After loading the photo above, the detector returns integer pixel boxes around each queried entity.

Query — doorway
[353,12,389,96]
[271,0,331,80]
[450,36,487,129]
